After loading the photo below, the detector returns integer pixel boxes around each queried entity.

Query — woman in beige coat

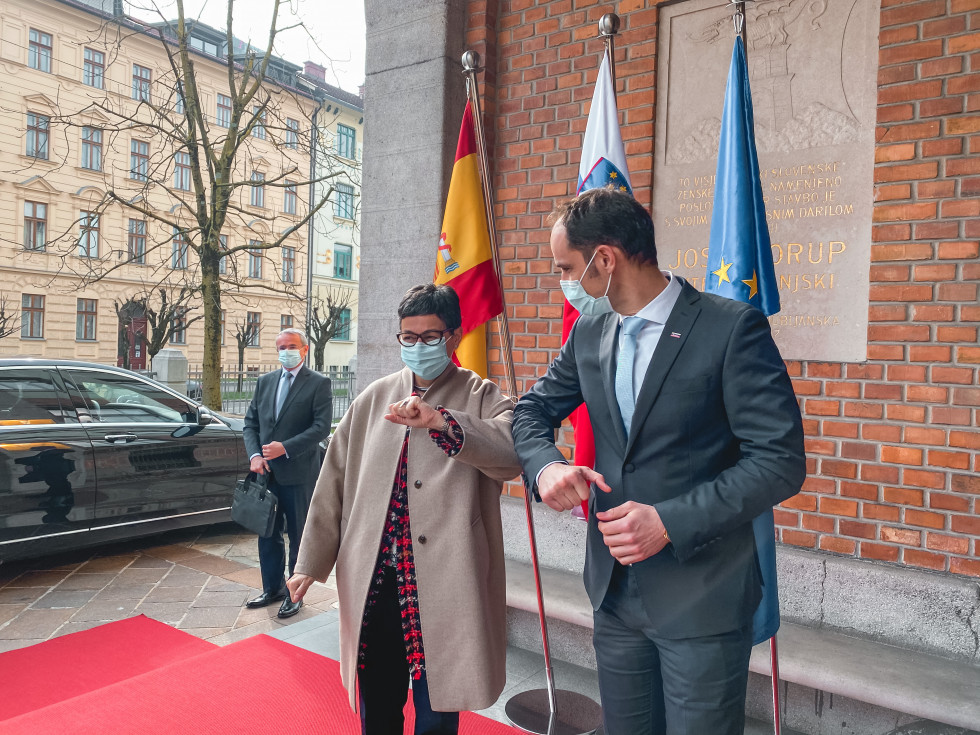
[287,284,522,735]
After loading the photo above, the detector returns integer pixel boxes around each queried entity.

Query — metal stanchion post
[459,50,603,735]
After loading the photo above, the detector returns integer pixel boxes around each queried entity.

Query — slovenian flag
[564,47,632,514]
[434,101,503,379]
[577,49,632,196]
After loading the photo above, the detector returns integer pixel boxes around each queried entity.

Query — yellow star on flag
[742,271,758,298]
[609,171,618,179]
[712,257,733,285]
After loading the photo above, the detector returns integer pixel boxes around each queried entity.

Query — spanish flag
[434,101,503,379]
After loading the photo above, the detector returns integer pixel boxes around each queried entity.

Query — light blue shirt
[616,271,682,401]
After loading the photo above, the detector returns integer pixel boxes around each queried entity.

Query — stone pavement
[0,522,337,654]
[0,522,793,734]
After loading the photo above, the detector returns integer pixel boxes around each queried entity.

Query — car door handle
[104,433,138,443]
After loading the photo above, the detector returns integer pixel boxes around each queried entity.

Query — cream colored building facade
[301,66,363,373]
[0,0,319,371]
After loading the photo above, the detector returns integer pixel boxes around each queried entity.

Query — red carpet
[0,616,521,734]
[0,615,215,721]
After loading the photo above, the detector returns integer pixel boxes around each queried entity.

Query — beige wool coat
[294,364,522,713]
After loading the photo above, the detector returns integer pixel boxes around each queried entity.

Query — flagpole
[462,51,602,735]
[728,2,781,734]
[461,51,519,400]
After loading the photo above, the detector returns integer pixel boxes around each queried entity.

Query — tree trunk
[200,249,223,410]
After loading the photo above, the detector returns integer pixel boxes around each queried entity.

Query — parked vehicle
[0,359,247,562]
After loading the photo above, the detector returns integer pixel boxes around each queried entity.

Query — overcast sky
[128,0,366,93]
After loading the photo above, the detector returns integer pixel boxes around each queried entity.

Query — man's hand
[595,501,669,565]
[286,573,315,603]
[262,441,287,460]
[538,464,612,512]
[250,455,269,474]
[384,395,443,430]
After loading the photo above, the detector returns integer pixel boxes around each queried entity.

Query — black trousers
[358,566,459,735]
[593,563,753,735]
[257,478,306,594]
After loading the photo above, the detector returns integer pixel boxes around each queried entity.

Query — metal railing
[186,365,355,423]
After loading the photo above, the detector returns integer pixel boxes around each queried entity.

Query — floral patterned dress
[358,404,464,680]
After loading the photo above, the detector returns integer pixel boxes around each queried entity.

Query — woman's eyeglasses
[396,329,451,347]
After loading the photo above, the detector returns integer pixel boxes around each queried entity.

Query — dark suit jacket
[243,366,333,490]
[512,278,806,639]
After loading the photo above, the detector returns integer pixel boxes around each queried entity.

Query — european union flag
[706,36,779,318]
[705,36,781,647]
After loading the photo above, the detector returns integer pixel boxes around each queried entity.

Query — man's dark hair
[549,187,658,266]
[397,284,462,330]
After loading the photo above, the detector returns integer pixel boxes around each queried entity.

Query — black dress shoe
[277,597,303,619]
[245,590,287,609]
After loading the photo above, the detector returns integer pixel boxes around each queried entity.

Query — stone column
[359,0,467,389]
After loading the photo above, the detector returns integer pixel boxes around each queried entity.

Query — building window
[171,313,186,344]
[216,94,231,128]
[334,183,354,220]
[83,48,104,88]
[246,312,261,347]
[26,113,50,159]
[251,106,266,139]
[79,211,99,258]
[174,151,191,190]
[282,246,295,283]
[218,234,228,275]
[76,299,97,341]
[175,80,185,115]
[128,219,146,264]
[336,124,356,159]
[81,127,102,171]
[172,229,188,269]
[132,64,151,101]
[336,308,351,340]
[24,201,47,251]
[334,244,353,279]
[280,314,293,331]
[21,294,44,339]
[286,118,299,149]
[284,180,297,215]
[29,29,52,73]
[220,310,226,345]
[248,242,262,279]
[250,172,265,207]
[131,139,149,181]
[189,36,219,56]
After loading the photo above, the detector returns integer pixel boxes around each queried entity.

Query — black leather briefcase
[231,472,278,537]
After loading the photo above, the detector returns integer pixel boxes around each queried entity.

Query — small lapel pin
[670,332,681,338]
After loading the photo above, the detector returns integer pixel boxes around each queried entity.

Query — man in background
[243,328,332,618]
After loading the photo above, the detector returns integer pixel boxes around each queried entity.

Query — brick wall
[467,0,980,579]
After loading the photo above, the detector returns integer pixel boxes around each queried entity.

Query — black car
[0,359,247,562]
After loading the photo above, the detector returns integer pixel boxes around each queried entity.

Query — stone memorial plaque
[653,0,880,362]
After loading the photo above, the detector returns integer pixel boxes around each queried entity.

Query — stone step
[504,557,980,733]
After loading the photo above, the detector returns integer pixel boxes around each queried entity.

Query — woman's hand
[286,573,315,603]
[384,395,444,430]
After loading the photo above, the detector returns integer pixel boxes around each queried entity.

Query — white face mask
[559,249,613,316]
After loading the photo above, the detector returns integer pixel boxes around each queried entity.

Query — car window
[0,369,73,425]
[64,369,194,424]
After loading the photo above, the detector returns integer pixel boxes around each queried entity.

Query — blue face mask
[559,249,613,316]
[278,349,303,369]
[401,338,452,380]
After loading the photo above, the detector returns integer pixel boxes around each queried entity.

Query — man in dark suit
[243,328,332,618]
[512,188,806,735]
